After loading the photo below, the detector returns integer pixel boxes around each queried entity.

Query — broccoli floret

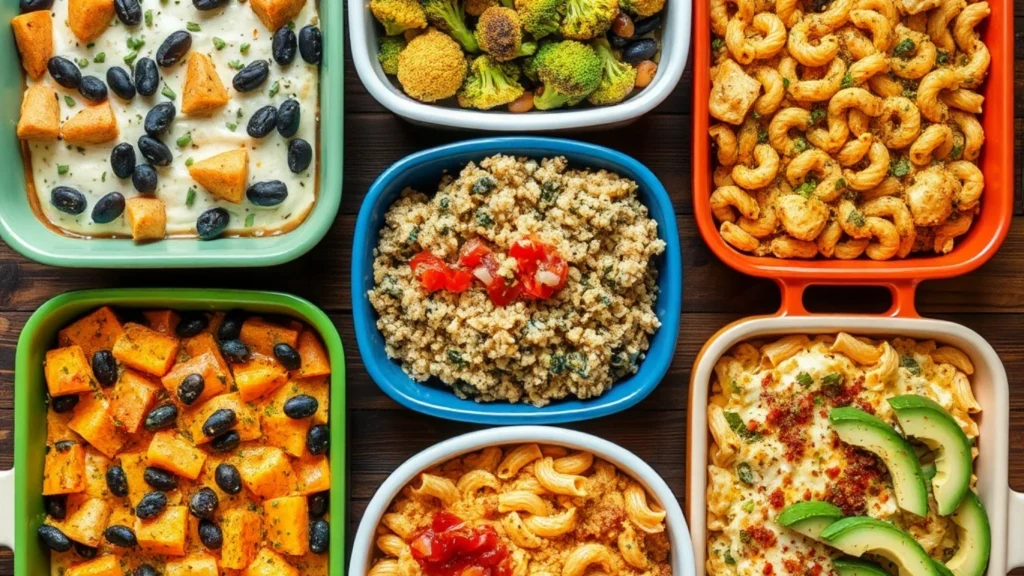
[422,0,479,52]
[475,7,536,61]
[587,38,637,105]
[619,0,663,17]
[370,0,427,36]
[532,40,602,109]
[516,0,566,39]
[466,0,498,15]
[559,0,618,40]
[397,28,468,102]
[457,55,525,109]
[377,35,406,75]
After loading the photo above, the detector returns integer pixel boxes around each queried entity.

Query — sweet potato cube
[294,455,330,495]
[221,508,263,569]
[47,408,79,445]
[58,307,123,359]
[238,447,296,499]
[249,0,306,31]
[68,0,114,42]
[186,392,261,446]
[166,553,220,576]
[233,356,288,402]
[263,496,308,556]
[148,430,207,480]
[135,505,188,556]
[45,345,95,397]
[143,310,180,335]
[12,11,53,78]
[112,323,179,377]
[120,451,165,507]
[43,440,86,495]
[110,369,162,434]
[58,496,112,547]
[294,376,329,425]
[161,352,229,406]
[293,551,328,576]
[260,395,308,457]
[293,331,331,379]
[182,332,230,374]
[83,447,112,498]
[181,52,229,116]
[240,318,300,358]
[68,393,125,458]
[64,554,122,576]
[244,548,300,576]
[61,101,119,145]
[17,83,59,140]
[125,197,167,242]
[188,149,248,203]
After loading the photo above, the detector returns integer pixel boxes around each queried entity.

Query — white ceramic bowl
[350,426,697,574]
[685,316,1024,574]
[347,0,690,131]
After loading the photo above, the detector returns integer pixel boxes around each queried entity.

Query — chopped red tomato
[408,511,512,576]
[510,236,568,300]
[409,251,450,293]
[458,238,492,268]
[445,268,474,293]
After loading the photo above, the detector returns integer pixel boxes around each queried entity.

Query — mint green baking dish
[0,2,343,268]
[0,289,347,575]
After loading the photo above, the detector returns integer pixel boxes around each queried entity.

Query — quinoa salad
[367,154,666,406]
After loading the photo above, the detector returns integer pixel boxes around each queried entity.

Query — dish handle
[1008,487,1024,569]
[0,467,13,551]
[777,279,919,318]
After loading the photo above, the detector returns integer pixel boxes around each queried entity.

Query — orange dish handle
[778,279,920,318]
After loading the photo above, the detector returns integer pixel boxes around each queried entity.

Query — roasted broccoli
[559,0,618,40]
[587,38,637,105]
[465,0,498,15]
[619,0,664,17]
[457,55,525,109]
[532,40,602,109]
[377,35,406,75]
[516,0,565,39]
[422,0,480,52]
[370,0,427,36]
[475,6,537,61]
[397,28,468,102]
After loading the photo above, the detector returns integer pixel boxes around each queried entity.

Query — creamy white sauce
[26,0,319,237]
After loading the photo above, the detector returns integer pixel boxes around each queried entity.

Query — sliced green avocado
[934,561,956,576]
[777,501,843,540]
[888,395,973,516]
[945,491,991,576]
[833,558,893,576]
[820,517,943,576]
[829,407,929,517]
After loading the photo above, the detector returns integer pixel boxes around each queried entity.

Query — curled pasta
[711,185,760,222]
[850,9,894,52]
[785,149,844,201]
[951,370,982,413]
[949,110,984,161]
[807,87,883,153]
[731,144,780,189]
[522,507,578,537]
[502,512,543,549]
[738,186,780,238]
[940,89,984,114]
[368,560,400,576]
[617,527,647,569]
[917,68,961,122]
[861,196,917,257]
[928,0,966,52]
[781,56,846,102]
[709,124,739,166]
[816,220,843,256]
[831,332,883,364]
[777,193,829,241]
[910,123,954,165]
[727,13,787,64]
[553,451,594,475]
[411,473,460,506]
[889,25,937,79]
[457,469,500,497]
[498,491,550,515]
[879,96,922,148]
[752,66,785,115]
[788,19,840,66]
[720,221,761,252]
[768,107,812,154]
[948,161,983,210]
[561,544,613,576]
[953,1,990,53]
[769,236,819,258]
[624,481,666,533]
[930,346,975,375]
[377,534,407,558]
[497,444,543,478]
[534,457,587,497]
[843,140,891,190]
[847,52,890,86]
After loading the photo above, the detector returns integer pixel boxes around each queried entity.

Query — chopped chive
[124,50,138,65]
[213,37,226,50]
[186,21,201,32]
[239,43,250,53]
[76,58,89,68]
[244,213,255,227]
[228,59,244,70]
[286,20,295,30]
[185,157,194,167]
[86,42,95,49]
[64,95,75,107]
[268,80,280,97]
[93,52,106,63]
[126,36,145,50]
[57,164,69,175]
[186,187,197,207]
[176,132,191,147]
[225,122,237,131]
[144,9,153,26]
[162,85,176,100]
[101,171,106,182]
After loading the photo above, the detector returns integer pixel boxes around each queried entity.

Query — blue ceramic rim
[351,137,683,425]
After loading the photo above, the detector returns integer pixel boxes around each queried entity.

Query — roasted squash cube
[161,352,229,406]
[68,393,125,458]
[240,318,300,358]
[57,495,112,547]
[147,430,207,480]
[263,496,308,556]
[249,0,306,31]
[294,455,330,496]
[188,149,248,203]
[143,310,180,335]
[293,550,328,576]
[17,83,59,140]
[260,406,308,457]
[61,101,119,145]
[125,197,167,242]
[186,392,261,446]
[135,505,188,556]
[83,447,112,498]
[110,369,162,434]
[12,11,53,78]
[233,356,288,402]
[244,547,300,576]
[43,440,86,495]
[262,377,327,426]
[64,554,122,576]
[221,508,263,569]
[68,0,114,42]
[181,52,229,116]
[120,451,166,507]
[58,307,123,359]
[182,332,231,376]
[112,323,179,377]
[166,552,220,576]
[45,345,95,397]
[238,446,296,499]
[47,408,79,445]
[293,331,331,379]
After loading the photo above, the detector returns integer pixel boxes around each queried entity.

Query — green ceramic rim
[14,288,347,575]
[0,1,343,268]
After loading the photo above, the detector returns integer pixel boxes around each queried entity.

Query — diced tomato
[509,236,545,262]
[445,268,474,293]
[487,280,522,307]
[458,238,492,268]
[510,237,568,300]
[408,511,512,576]
[409,251,451,293]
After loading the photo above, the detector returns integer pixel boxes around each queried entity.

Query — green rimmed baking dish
[0,288,346,575]
[0,2,343,268]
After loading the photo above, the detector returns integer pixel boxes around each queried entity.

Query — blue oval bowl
[351,137,683,424]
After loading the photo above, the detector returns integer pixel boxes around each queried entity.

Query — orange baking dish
[691,0,1015,292]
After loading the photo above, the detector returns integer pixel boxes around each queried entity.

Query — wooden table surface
[2,21,1024,575]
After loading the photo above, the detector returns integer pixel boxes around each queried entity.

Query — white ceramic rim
[0,467,13,551]
[686,316,1024,574]
[347,0,691,131]
[349,426,697,575]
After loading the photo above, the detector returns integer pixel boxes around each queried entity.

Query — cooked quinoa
[367,154,667,406]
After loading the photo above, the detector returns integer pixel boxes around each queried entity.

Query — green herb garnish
[244,213,255,227]
[93,52,106,63]
[796,372,814,388]
[900,355,922,376]
[57,164,69,175]
[213,37,226,50]
[176,132,191,147]
[162,85,176,100]
[186,187,196,207]
[737,462,755,485]
[186,21,201,31]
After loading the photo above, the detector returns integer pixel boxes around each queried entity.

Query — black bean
[284,394,318,419]
[306,424,329,455]
[20,0,54,12]
[132,164,158,194]
[247,105,278,138]
[104,525,137,548]
[47,56,81,89]
[144,102,176,136]
[134,57,159,96]
[287,139,312,173]
[114,0,142,25]
[92,350,118,386]
[51,395,79,414]
[247,180,288,207]
[177,373,205,405]
[214,463,242,494]
[106,66,136,100]
[78,75,108,102]
[106,465,129,497]
[92,192,126,224]
[309,518,329,554]
[220,339,250,363]
[51,186,87,215]
[273,343,301,370]
[210,430,240,452]
[54,440,77,452]
[176,311,208,337]
[143,467,178,491]
[135,491,167,519]
[73,541,98,559]
[202,408,236,437]
[197,207,230,241]
[156,31,192,67]
[308,492,328,518]
[134,564,159,576]
[632,13,662,35]
[138,135,173,166]
[198,519,223,549]
[217,310,245,341]
[272,27,297,65]
[44,495,67,520]
[276,98,300,137]
[110,142,136,179]
[622,38,658,64]
[193,0,228,8]
[232,60,269,92]
[38,525,72,552]
[608,33,631,48]
[298,25,322,64]
[144,403,178,431]
[189,488,219,519]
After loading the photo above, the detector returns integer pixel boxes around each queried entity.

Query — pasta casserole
[706,0,990,259]
[369,443,673,576]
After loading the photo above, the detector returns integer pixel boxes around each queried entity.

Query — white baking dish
[347,0,690,131]
[685,314,1024,574]
[350,426,697,574]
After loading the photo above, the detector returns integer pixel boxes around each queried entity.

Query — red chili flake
[769,489,785,509]
[826,467,841,479]
[763,562,775,575]
[784,559,801,573]
[745,526,778,548]
[809,563,823,576]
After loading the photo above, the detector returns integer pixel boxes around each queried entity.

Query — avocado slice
[829,407,929,517]
[777,501,843,540]
[820,516,943,576]
[833,558,893,576]
[888,395,973,516]
[945,491,991,576]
